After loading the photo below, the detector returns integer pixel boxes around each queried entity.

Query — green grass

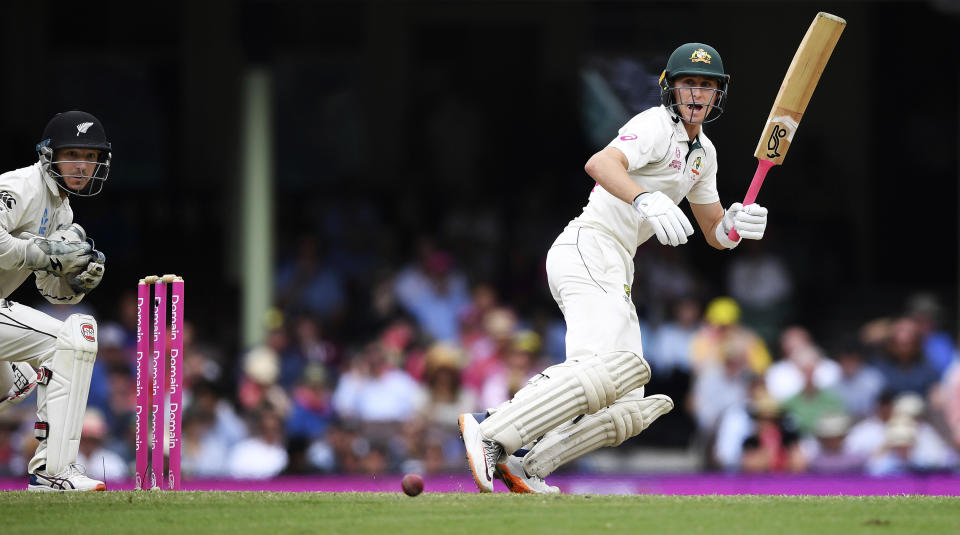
[0,492,957,535]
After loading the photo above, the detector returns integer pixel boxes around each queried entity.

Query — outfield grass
[1,492,957,535]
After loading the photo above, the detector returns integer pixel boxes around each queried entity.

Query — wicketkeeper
[460,43,769,493]
[0,110,109,491]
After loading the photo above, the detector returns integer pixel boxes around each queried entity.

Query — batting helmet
[659,43,730,123]
[36,111,112,197]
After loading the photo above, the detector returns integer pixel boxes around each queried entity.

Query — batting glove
[633,191,694,247]
[716,202,769,249]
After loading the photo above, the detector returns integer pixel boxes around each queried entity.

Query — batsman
[460,43,769,493]
[0,110,109,491]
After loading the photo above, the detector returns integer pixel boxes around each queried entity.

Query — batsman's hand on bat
[716,202,768,248]
[633,191,694,247]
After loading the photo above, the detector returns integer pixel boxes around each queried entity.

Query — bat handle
[728,158,776,241]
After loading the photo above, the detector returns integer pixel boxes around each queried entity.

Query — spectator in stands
[237,341,292,418]
[480,330,546,408]
[725,240,792,347]
[691,331,755,439]
[885,393,956,470]
[461,306,517,395]
[833,337,885,419]
[871,317,940,397]
[279,313,339,389]
[651,297,702,375]
[865,417,926,476]
[393,243,472,343]
[226,408,289,479]
[847,392,956,469]
[189,380,247,448]
[738,392,804,473]
[331,341,419,424]
[275,234,345,321]
[800,413,865,473]
[845,390,896,460]
[408,343,476,471]
[689,297,771,375]
[780,346,846,435]
[942,359,960,448]
[634,246,700,325]
[181,407,230,478]
[765,326,841,402]
[458,282,500,355]
[714,382,777,471]
[285,364,335,441]
[906,293,956,376]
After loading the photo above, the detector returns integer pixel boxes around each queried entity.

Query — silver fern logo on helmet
[76,122,93,136]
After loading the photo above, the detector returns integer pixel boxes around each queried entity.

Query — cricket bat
[728,12,846,241]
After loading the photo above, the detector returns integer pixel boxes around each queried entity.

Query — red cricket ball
[401,473,424,496]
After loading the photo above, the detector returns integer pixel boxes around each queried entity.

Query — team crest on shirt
[623,284,631,303]
[690,49,712,64]
[690,156,702,178]
[0,191,15,212]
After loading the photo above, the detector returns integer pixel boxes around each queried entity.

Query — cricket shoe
[495,454,560,494]
[459,412,502,493]
[28,463,106,492]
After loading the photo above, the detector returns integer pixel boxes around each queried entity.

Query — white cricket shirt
[572,105,720,253]
[0,162,75,298]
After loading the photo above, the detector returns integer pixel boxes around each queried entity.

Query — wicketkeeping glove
[633,191,695,247]
[69,251,106,294]
[22,237,94,276]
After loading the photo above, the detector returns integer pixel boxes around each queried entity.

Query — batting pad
[30,315,97,475]
[478,350,650,454]
[523,391,673,478]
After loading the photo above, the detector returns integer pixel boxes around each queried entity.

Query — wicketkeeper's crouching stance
[0,110,110,491]
[461,43,769,493]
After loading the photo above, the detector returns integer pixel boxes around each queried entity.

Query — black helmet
[658,43,730,124]
[36,111,111,197]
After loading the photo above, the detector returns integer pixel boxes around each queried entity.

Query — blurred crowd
[0,227,957,481]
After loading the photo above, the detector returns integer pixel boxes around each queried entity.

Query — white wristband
[715,221,740,249]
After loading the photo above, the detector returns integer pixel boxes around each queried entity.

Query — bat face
[755,12,846,164]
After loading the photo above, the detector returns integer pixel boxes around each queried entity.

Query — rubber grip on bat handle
[727,158,776,241]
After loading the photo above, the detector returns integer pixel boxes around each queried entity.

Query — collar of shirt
[660,105,692,143]
[36,162,65,204]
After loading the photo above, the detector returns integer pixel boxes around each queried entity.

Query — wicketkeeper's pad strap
[34,421,49,440]
[36,367,52,386]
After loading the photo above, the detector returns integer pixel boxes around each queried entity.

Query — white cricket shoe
[459,413,502,493]
[28,463,106,492]
[495,454,560,494]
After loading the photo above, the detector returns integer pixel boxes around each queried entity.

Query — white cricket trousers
[0,300,62,367]
[0,300,66,474]
[545,225,646,376]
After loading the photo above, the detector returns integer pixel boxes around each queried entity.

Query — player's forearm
[584,151,645,205]
[690,201,727,250]
[0,228,30,271]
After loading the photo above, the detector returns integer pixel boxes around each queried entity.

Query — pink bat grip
[727,158,776,241]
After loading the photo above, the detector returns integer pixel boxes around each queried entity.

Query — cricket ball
[401,473,424,496]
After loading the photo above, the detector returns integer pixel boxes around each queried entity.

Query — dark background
[0,0,956,360]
